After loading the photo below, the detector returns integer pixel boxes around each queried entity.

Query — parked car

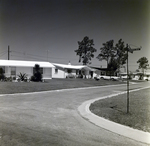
[132,75,140,81]
[132,75,150,81]
[120,75,128,80]
[94,75,119,81]
[143,75,150,81]
[66,73,75,78]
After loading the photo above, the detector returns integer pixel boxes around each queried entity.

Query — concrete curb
[78,86,150,144]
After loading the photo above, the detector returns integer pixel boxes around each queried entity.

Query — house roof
[0,60,55,68]
[133,72,150,75]
[89,66,108,71]
[53,63,96,71]
[120,72,150,75]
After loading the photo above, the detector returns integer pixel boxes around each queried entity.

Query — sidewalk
[78,91,150,145]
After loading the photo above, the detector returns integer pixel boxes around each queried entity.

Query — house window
[11,67,16,76]
[55,69,58,74]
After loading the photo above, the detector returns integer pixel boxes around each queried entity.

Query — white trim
[53,63,96,71]
[0,60,55,68]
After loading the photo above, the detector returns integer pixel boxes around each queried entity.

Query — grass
[90,88,150,133]
[0,78,124,94]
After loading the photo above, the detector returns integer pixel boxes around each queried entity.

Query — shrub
[31,64,43,82]
[17,72,28,82]
[0,74,5,80]
[0,68,5,81]
[6,77,12,82]
[13,77,16,80]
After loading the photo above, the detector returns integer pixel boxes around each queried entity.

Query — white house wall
[43,68,52,79]
[64,69,77,78]
[52,67,95,79]
[16,67,33,78]
[52,68,79,78]
[4,66,10,77]
[16,67,52,79]
[1,66,52,79]
[52,68,65,78]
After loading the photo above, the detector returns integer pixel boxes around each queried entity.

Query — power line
[10,55,25,60]
[12,51,47,59]
[129,44,140,48]
[11,50,78,61]
[0,52,7,58]
[11,54,46,61]
[0,51,7,55]
[11,53,79,63]
[12,50,24,54]
[11,51,46,60]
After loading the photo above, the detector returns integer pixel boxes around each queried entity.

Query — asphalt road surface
[0,82,150,146]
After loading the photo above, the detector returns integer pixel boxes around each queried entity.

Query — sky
[0,0,150,71]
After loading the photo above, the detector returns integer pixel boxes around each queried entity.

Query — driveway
[0,82,149,146]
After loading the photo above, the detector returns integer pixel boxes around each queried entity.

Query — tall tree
[137,57,149,74]
[107,57,118,76]
[75,36,96,65]
[97,40,115,68]
[115,39,128,73]
[97,39,128,75]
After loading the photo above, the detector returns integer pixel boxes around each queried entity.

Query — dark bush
[0,68,5,81]
[31,64,43,82]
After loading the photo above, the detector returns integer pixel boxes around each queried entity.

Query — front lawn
[0,78,124,94]
[90,88,150,133]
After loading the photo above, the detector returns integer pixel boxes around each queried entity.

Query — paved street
[0,82,150,146]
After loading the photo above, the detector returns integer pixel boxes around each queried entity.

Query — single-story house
[90,66,107,76]
[132,71,150,81]
[0,60,55,80]
[119,70,150,81]
[91,66,127,77]
[0,60,105,79]
[52,63,96,78]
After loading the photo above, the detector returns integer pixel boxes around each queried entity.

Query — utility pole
[8,45,10,60]
[126,44,141,114]
[126,44,129,114]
